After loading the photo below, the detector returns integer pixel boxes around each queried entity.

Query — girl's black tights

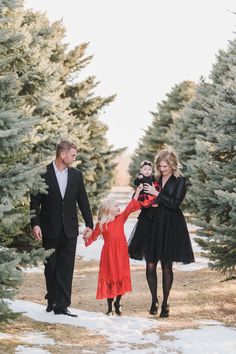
[107,295,122,312]
[107,298,114,312]
[146,261,173,305]
[115,294,122,304]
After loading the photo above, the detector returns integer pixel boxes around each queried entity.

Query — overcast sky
[25,0,235,153]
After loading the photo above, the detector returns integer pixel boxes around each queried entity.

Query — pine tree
[168,49,232,213]
[9,8,120,238]
[188,37,236,275]
[167,80,212,173]
[19,10,71,162]
[8,11,80,248]
[166,82,215,212]
[0,0,121,321]
[0,246,52,322]
[0,0,48,322]
[63,45,121,212]
[0,0,45,246]
[21,13,121,213]
[129,81,195,181]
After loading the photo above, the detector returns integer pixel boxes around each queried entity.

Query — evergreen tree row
[0,0,119,321]
[182,38,236,276]
[129,80,196,180]
[130,35,236,276]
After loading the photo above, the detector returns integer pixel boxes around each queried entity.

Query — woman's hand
[144,183,159,196]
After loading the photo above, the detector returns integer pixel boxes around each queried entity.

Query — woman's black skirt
[128,205,195,264]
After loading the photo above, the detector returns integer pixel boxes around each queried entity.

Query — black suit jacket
[30,163,93,239]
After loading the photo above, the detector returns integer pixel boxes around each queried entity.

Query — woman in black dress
[128,148,195,318]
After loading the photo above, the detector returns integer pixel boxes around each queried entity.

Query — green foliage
[129,81,195,182]
[0,0,119,322]
[63,47,121,212]
[168,48,233,213]
[0,246,52,322]
[0,2,119,247]
[187,37,236,274]
[0,2,45,246]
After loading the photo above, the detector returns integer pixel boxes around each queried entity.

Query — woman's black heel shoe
[159,304,170,318]
[149,302,158,315]
[114,301,122,316]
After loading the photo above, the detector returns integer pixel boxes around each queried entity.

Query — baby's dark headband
[140,161,152,168]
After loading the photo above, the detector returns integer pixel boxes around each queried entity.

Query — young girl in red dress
[83,185,143,316]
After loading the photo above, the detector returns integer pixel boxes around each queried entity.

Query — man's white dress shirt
[53,162,68,199]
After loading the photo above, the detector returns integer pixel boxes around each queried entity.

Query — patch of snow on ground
[161,324,236,354]
[22,265,44,273]
[15,347,51,354]
[0,330,55,354]
[0,332,10,339]
[174,257,209,272]
[8,300,236,354]
[20,331,55,345]
[8,300,159,352]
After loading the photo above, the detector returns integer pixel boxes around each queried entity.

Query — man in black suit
[30,140,93,317]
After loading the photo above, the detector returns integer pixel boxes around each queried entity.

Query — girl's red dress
[85,199,140,299]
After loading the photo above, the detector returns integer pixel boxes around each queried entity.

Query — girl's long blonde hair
[97,197,118,231]
[155,148,183,178]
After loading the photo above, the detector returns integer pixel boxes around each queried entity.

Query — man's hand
[32,225,42,240]
[82,227,93,240]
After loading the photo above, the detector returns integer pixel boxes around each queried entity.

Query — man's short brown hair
[56,140,77,158]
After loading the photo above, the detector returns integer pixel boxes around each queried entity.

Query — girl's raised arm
[133,184,143,200]
[121,185,143,221]
[121,199,141,221]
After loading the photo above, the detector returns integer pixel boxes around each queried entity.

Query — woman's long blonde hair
[97,197,118,231]
[155,148,183,178]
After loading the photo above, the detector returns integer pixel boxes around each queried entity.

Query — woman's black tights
[146,261,173,305]
[161,262,173,306]
[146,262,158,303]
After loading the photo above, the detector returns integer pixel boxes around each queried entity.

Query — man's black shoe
[54,308,78,317]
[46,303,54,312]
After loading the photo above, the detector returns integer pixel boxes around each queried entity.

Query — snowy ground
[7,300,236,354]
[7,220,235,353]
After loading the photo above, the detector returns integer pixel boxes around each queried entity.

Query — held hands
[82,227,93,242]
[144,183,159,197]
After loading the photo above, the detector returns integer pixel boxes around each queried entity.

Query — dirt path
[18,256,236,329]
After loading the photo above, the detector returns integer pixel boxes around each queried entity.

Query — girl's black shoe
[159,304,170,318]
[114,301,122,316]
[149,302,158,315]
[105,311,114,316]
